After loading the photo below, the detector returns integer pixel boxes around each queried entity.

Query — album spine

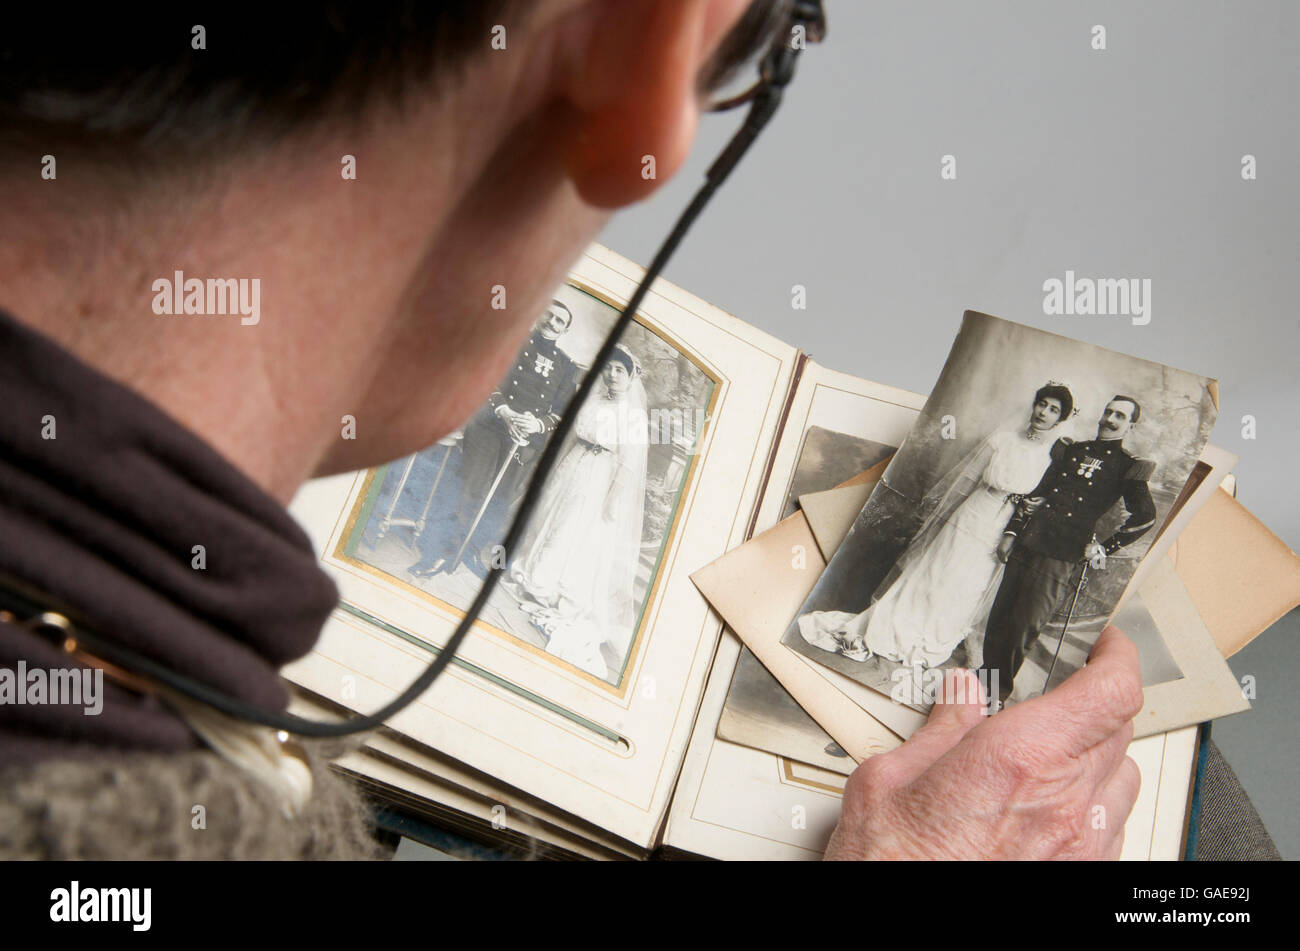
[743,351,809,542]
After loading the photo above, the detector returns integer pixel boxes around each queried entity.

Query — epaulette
[1050,436,1074,462]
[1126,457,1156,481]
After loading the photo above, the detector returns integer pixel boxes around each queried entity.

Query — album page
[288,690,642,859]
[284,244,800,847]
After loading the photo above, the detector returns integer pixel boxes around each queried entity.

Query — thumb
[889,668,987,780]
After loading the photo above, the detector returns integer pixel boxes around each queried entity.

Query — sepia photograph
[335,283,715,688]
[782,313,1217,712]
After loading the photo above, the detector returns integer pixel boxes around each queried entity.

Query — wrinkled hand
[995,534,1016,564]
[825,626,1143,860]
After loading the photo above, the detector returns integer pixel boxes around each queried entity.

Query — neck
[0,100,489,504]
[1,187,385,502]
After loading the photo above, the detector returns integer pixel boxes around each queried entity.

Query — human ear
[559,0,752,208]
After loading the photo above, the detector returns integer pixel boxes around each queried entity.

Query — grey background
[600,0,1299,857]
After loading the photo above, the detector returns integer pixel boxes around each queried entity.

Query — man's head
[537,300,574,340]
[1098,396,1140,441]
[0,1,784,501]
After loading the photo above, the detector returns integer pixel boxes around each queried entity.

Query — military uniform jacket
[485,332,578,439]
[1006,436,1157,563]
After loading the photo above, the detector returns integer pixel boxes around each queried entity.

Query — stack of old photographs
[686,310,1300,859]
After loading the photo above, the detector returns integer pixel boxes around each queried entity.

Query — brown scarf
[0,308,338,767]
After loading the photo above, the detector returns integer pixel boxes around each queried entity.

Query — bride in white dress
[797,384,1075,680]
[504,345,649,681]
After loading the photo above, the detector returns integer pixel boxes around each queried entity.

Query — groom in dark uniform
[408,299,579,579]
[982,396,1157,703]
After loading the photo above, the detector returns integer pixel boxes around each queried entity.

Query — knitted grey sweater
[0,740,385,860]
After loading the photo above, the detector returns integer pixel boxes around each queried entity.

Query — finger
[1091,755,1142,859]
[887,668,987,780]
[1083,715,1135,792]
[1010,625,1143,757]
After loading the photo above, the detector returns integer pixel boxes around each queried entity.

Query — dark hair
[547,300,573,329]
[609,346,638,375]
[0,1,788,163]
[1110,395,1141,423]
[1033,383,1074,421]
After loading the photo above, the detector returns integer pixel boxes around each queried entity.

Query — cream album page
[285,244,799,847]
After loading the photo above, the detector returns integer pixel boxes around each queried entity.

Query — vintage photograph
[782,313,1216,711]
[336,283,715,687]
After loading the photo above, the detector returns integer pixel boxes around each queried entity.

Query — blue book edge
[1183,722,1211,861]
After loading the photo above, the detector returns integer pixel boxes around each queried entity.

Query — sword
[377,453,418,541]
[1044,561,1089,694]
[451,434,529,570]
[412,441,455,548]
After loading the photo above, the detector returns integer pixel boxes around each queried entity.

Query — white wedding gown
[508,380,648,681]
[798,429,1054,670]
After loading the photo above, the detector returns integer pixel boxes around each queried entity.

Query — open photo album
[283,244,1300,860]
